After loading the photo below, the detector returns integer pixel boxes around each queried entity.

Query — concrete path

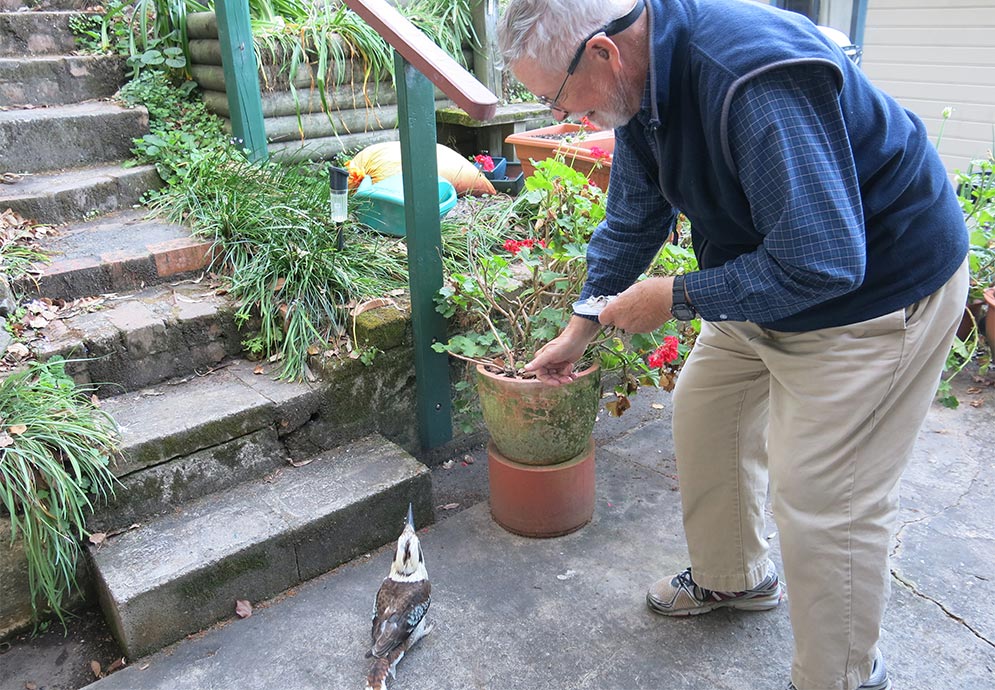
[78,372,995,690]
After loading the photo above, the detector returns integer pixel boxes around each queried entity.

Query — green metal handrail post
[215,0,268,163]
[395,51,453,449]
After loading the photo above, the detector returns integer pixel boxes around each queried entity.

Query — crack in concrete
[891,568,995,650]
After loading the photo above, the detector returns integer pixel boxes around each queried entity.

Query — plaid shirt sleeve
[685,65,865,324]
[580,126,677,313]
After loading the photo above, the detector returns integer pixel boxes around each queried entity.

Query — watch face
[672,303,696,321]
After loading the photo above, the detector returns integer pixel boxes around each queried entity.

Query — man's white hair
[498,0,635,73]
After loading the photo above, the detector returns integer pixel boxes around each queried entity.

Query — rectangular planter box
[505,123,614,189]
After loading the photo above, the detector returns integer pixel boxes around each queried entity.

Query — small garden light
[329,164,349,249]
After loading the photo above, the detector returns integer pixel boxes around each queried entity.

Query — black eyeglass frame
[535,0,646,115]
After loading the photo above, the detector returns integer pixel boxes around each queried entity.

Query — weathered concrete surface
[89,434,433,658]
[28,282,243,394]
[0,102,148,174]
[74,372,995,690]
[0,10,76,57]
[89,428,288,532]
[100,359,320,477]
[0,164,161,225]
[0,54,125,106]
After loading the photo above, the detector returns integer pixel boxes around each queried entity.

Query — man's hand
[598,276,675,333]
[524,316,602,385]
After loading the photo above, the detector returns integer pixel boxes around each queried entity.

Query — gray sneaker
[646,565,782,616]
[788,649,891,690]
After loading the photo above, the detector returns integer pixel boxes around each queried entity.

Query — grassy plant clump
[0,358,120,626]
[152,150,506,380]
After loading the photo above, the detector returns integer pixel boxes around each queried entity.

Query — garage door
[860,0,995,172]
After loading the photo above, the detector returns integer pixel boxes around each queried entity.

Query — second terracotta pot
[984,287,995,353]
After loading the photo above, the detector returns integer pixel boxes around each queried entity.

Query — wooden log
[262,104,401,143]
[268,128,401,163]
[201,81,396,118]
[186,12,218,40]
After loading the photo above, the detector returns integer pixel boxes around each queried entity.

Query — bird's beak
[407,502,415,531]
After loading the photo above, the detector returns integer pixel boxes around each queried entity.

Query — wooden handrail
[343,0,499,121]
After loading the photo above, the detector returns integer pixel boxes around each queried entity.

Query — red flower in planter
[589,146,612,163]
[580,116,594,131]
[647,335,680,368]
[474,154,495,172]
[503,238,547,255]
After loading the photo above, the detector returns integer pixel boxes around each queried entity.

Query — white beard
[583,77,639,130]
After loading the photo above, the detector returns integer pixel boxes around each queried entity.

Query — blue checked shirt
[582,66,864,326]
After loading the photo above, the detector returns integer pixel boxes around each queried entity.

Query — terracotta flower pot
[957,299,986,341]
[488,438,595,538]
[505,123,615,190]
[983,287,995,353]
[476,363,600,466]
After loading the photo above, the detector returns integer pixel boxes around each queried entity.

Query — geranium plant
[434,156,697,416]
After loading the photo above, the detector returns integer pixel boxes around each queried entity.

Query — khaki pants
[671,260,968,690]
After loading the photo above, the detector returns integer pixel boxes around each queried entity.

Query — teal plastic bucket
[352,174,457,237]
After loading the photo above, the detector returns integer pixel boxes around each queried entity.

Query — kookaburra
[365,504,432,690]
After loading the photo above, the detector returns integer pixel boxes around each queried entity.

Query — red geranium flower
[503,238,547,255]
[589,146,611,163]
[474,154,495,172]
[580,116,594,131]
[647,335,680,368]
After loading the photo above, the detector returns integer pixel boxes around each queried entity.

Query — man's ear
[587,35,622,72]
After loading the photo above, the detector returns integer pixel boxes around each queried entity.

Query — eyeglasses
[534,0,646,115]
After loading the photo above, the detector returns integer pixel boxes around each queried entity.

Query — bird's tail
[365,657,390,690]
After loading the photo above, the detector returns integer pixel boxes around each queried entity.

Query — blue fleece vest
[622,0,967,330]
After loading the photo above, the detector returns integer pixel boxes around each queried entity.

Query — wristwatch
[671,274,697,321]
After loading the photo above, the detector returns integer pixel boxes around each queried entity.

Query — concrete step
[89,358,322,530]
[0,101,148,174]
[0,0,88,11]
[25,280,243,394]
[0,54,126,106]
[13,209,208,300]
[89,433,433,658]
[0,10,77,56]
[0,164,161,225]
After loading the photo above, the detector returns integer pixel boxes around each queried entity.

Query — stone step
[0,10,77,56]
[0,54,126,107]
[0,0,87,10]
[89,358,322,530]
[89,433,433,658]
[0,164,161,225]
[25,280,242,394]
[13,208,208,300]
[0,101,148,174]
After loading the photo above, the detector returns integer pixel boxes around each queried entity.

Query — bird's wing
[369,579,431,658]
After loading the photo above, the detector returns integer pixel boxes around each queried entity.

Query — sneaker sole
[646,587,783,617]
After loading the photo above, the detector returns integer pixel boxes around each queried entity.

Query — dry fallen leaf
[352,297,395,317]
[235,599,252,618]
[651,403,665,409]
[439,502,460,511]
[25,682,37,690]
[253,364,265,375]
[90,660,102,679]
[8,424,26,435]
[0,433,12,448]
[89,532,106,546]
[90,394,101,408]
[5,343,29,359]
[106,657,126,673]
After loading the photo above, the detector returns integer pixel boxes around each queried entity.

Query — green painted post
[394,51,453,449]
[215,0,268,163]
